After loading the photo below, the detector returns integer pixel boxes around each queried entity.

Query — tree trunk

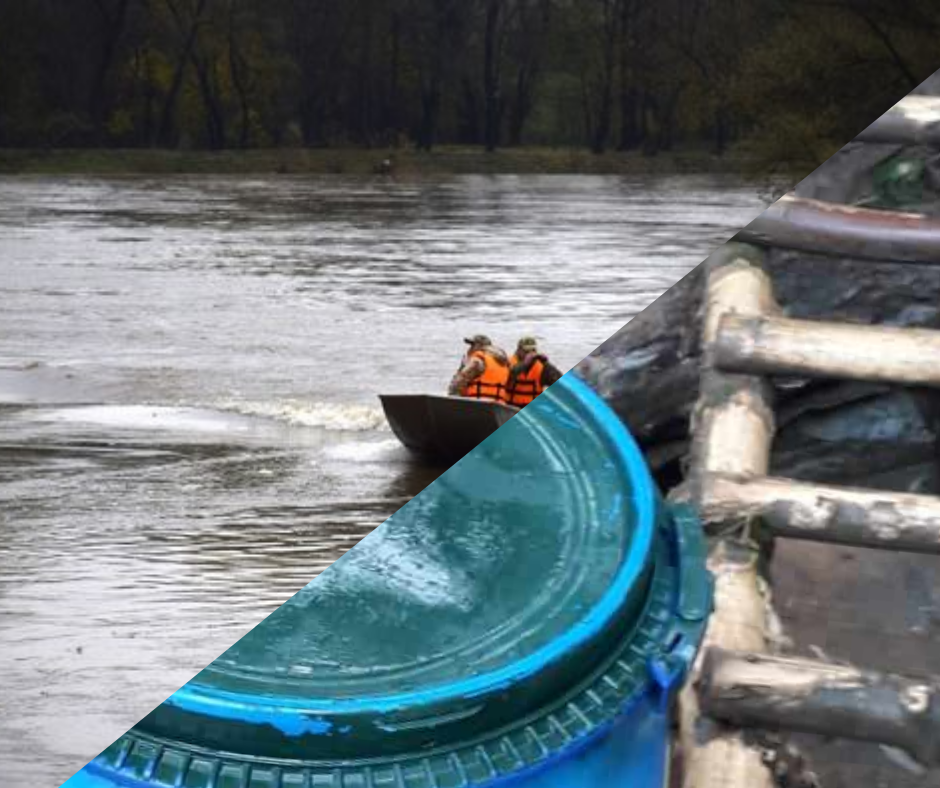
[357,0,376,145]
[417,88,440,152]
[618,85,641,151]
[158,0,208,147]
[414,0,452,153]
[385,9,401,142]
[141,46,157,146]
[129,44,153,146]
[88,0,132,144]
[227,0,251,148]
[658,86,681,151]
[616,0,641,151]
[590,79,613,154]
[483,0,501,153]
[714,101,728,156]
[506,0,548,147]
[507,66,531,146]
[641,90,659,155]
[459,75,480,144]
[191,46,226,149]
[591,0,618,154]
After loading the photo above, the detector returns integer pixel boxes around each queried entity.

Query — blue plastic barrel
[63,373,712,788]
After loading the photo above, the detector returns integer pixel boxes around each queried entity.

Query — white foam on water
[29,405,252,434]
[19,399,392,440]
[322,439,403,462]
[223,399,390,433]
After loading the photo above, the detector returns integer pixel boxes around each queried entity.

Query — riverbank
[0,145,763,177]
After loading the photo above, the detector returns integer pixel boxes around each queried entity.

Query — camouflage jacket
[510,352,564,388]
[447,347,510,395]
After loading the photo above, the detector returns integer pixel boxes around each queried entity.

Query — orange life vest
[507,354,544,407]
[462,350,510,402]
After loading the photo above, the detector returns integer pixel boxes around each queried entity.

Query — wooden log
[855,95,940,145]
[714,313,940,388]
[699,648,940,767]
[738,194,940,264]
[691,252,777,484]
[701,473,940,553]
[675,540,777,788]
[678,248,779,788]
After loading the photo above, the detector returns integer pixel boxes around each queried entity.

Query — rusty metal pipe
[737,194,940,264]
[855,96,940,145]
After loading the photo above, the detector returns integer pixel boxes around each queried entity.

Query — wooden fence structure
[674,94,940,788]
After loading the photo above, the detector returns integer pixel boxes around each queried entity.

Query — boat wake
[28,404,257,434]
[11,399,391,439]
[219,399,391,433]
[323,439,404,462]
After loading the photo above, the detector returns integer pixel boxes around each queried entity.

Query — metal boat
[379,393,519,463]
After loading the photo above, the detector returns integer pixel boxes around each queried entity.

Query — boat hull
[379,394,519,463]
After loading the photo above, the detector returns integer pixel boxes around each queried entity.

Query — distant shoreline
[0,146,772,178]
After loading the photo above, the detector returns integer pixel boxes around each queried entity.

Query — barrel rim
[165,372,659,728]
[80,508,710,788]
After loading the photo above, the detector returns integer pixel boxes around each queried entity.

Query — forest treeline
[1,0,938,170]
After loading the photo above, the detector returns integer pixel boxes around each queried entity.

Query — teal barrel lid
[141,373,660,759]
[74,374,712,788]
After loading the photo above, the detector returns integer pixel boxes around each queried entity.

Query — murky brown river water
[0,174,766,786]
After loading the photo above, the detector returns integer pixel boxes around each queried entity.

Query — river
[0,174,766,787]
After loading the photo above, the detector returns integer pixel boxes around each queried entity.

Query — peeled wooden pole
[700,648,940,767]
[701,474,940,554]
[714,313,940,388]
[678,245,778,788]
[691,249,777,485]
[738,194,940,264]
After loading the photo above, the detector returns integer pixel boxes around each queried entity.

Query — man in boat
[507,336,563,407]
[448,334,511,402]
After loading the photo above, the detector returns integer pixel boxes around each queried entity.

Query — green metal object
[869,155,926,211]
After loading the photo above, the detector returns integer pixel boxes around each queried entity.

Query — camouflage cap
[464,334,493,347]
[517,335,539,351]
